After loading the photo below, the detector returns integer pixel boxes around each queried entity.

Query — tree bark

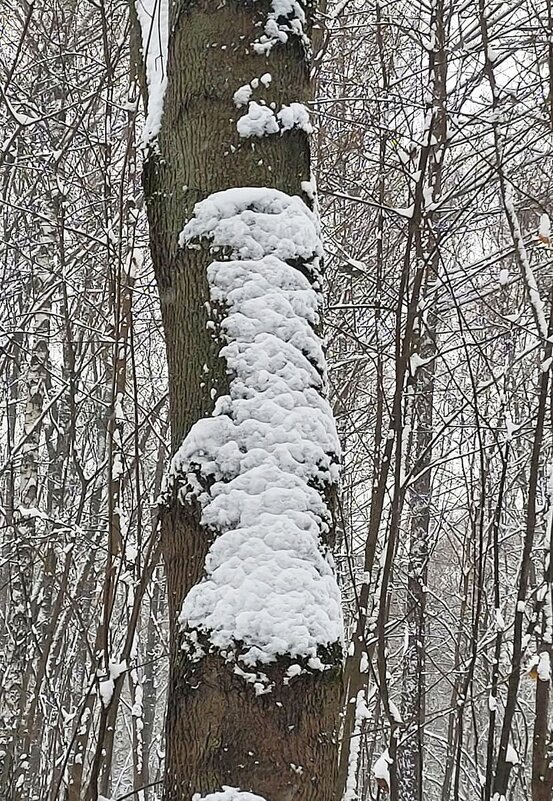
[397,4,446,797]
[140,2,343,800]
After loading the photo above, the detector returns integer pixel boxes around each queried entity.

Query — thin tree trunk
[397,4,447,797]
[2,211,54,796]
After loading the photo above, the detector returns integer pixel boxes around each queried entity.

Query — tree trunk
[397,3,447,796]
[140,2,343,800]
[2,210,54,797]
[532,642,553,801]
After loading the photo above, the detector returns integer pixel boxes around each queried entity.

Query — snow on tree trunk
[138,0,344,798]
[396,4,446,799]
[172,189,342,669]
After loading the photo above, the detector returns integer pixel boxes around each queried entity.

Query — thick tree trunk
[166,649,341,800]
[141,2,343,800]
[144,2,311,450]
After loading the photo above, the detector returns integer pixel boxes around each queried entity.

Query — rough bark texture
[166,651,341,801]
[144,0,312,449]
[532,654,553,801]
[141,2,343,800]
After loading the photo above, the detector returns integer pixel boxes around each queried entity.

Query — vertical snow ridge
[135,0,169,146]
[172,188,343,667]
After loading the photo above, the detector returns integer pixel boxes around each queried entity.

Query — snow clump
[505,744,519,764]
[193,788,267,801]
[373,749,392,788]
[237,102,280,137]
[236,102,312,138]
[173,187,343,668]
[253,0,310,54]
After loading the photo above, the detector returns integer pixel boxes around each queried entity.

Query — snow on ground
[172,188,343,668]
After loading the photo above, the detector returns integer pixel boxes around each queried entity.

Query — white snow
[233,84,253,108]
[180,188,322,264]
[16,505,48,521]
[174,188,342,667]
[277,103,313,134]
[98,660,127,707]
[505,412,517,440]
[527,654,539,676]
[301,177,316,201]
[235,75,272,109]
[423,184,436,210]
[236,102,312,138]
[343,691,366,801]
[135,0,169,146]
[237,102,279,137]
[112,453,124,479]
[538,651,551,681]
[505,744,519,764]
[126,543,138,562]
[252,0,310,55]
[499,268,509,286]
[389,699,402,724]
[109,659,127,680]
[99,678,114,707]
[193,789,266,801]
[373,749,392,787]
[233,665,272,696]
[131,683,144,717]
[504,186,548,339]
[409,352,430,376]
[539,213,550,243]
[394,204,415,219]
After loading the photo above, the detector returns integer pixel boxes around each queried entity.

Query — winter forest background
[1,0,553,799]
